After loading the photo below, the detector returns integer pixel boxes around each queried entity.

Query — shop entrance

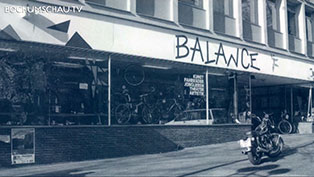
[251,73,312,133]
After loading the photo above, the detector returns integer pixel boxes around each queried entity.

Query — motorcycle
[239,113,284,165]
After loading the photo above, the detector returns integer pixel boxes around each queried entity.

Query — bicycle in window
[124,64,145,86]
[114,86,156,124]
[154,92,188,124]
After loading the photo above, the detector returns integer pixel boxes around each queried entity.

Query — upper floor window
[178,0,206,29]
[287,7,298,37]
[85,0,106,6]
[179,0,203,9]
[267,0,280,31]
[85,0,130,12]
[136,0,154,16]
[306,14,313,42]
[136,0,172,21]
[242,0,258,24]
[213,0,233,17]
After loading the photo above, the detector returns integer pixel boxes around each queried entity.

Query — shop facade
[0,0,314,165]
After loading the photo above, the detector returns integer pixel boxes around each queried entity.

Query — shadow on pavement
[178,159,247,177]
[255,140,314,164]
[237,164,279,172]
[183,139,314,177]
[25,169,95,177]
[233,164,291,176]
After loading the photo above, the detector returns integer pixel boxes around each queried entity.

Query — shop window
[235,74,251,124]
[111,60,206,125]
[0,54,108,126]
[208,75,230,124]
[178,0,206,29]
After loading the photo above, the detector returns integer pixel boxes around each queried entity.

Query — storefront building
[0,0,314,165]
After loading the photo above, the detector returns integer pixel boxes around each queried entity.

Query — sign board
[11,128,35,165]
[184,74,205,96]
[79,83,88,90]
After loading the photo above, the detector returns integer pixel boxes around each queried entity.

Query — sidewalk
[0,133,313,176]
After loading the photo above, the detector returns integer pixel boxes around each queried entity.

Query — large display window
[0,51,108,126]
[0,46,256,126]
[111,58,207,125]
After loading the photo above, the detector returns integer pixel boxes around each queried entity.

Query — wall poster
[11,128,35,165]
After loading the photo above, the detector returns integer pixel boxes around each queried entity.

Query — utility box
[298,122,313,134]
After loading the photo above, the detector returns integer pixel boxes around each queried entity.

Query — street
[1,134,314,176]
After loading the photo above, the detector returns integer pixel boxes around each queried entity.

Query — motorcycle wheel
[248,148,262,165]
[267,136,284,158]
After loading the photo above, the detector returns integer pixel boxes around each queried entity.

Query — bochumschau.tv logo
[5,5,83,14]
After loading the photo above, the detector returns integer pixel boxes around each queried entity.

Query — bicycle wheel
[124,64,145,86]
[142,106,155,124]
[278,120,292,134]
[115,104,131,124]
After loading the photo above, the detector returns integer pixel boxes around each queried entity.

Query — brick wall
[0,128,11,166]
[0,124,250,165]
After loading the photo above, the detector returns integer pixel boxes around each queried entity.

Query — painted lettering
[241,48,250,69]
[227,48,239,67]
[176,35,189,59]
[190,37,204,62]
[174,35,261,71]
[205,41,215,64]
[250,53,260,71]
[272,57,279,72]
[215,43,227,65]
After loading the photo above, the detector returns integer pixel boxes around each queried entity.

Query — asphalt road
[1,134,314,177]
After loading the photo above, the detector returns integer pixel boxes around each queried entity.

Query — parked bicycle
[277,111,293,134]
[256,111,293,134]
